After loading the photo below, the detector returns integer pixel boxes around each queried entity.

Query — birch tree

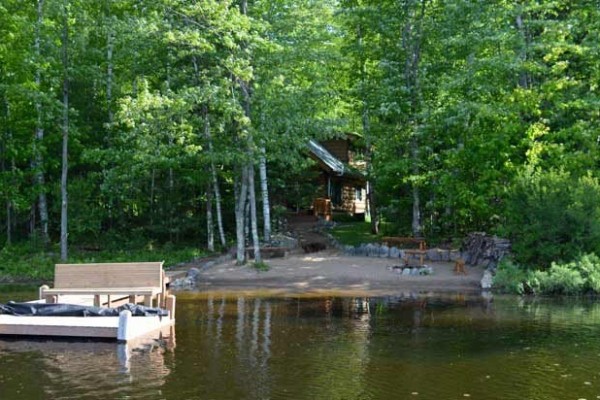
[33,0,50,245]
[59,0,70,260]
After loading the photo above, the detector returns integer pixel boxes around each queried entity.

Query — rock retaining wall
[332,239,463,263]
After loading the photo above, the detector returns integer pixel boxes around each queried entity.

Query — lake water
[1,287,600,400]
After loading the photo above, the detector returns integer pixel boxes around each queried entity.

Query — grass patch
[252,261,271,272]
[0,241,208,282]
[330,222,382,246]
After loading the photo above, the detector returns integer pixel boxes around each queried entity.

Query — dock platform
[0,294,175,342]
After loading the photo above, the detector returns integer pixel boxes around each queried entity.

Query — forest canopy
[1,0,599,270]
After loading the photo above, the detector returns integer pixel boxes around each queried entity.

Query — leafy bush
[502,169,600,268]
[493,254,600,295]
[0,242,206,282]
[493,259,530,295]
[536,263,584,295]
[252,261,271,272]
[330,222,381,246]
[576,253,600,293]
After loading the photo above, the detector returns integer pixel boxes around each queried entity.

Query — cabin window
[330,182,342,206]
[355,187,363,201]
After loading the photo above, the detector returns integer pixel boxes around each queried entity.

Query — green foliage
[502,170,600,268]
[0,242,206,281]
[330,222,380,246]
[1,0,600,274]
[493,260,532,295]
[576,254,600,293]
[536,264,585,296]
[252,261,270,272]
[494,254,600,296]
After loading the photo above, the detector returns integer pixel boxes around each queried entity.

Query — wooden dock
[0,262,176,342]
[0,295,175,342]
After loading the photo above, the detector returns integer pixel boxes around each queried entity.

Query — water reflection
[0,328,175,399]
[6,290,600,399]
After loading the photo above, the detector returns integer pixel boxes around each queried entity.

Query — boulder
[366,243,380,257]
[380,245,390,258]
[426,249,441,262]
[343,245,355,255]
[449,250,462,261]
[481,270,493,290]
[186,267,201,279]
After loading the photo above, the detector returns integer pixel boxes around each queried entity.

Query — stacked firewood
[462,232,511,269]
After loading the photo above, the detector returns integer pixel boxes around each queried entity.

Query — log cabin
[307,134,367,219]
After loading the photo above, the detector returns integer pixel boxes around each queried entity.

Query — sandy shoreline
[193,250,484,295]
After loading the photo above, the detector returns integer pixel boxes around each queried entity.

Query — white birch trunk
[203,110,227,248]
[212,164,227,248]
[247,163,261,263]
[150,168,156,226]
[106,22,114,124]
[206,183,214,252]
[237,0,261,263]
[235,166,249,265]
[34,0,49,245]
[4,97,13,245]
[60,0,69,261]
[411,138,422,237]
[402,0,427,238]
[258,147,271,243]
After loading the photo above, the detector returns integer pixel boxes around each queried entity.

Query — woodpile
[462,232,511,269]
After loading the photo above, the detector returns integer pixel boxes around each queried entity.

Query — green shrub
[494,253,600,296]
[502,169,600,268]
[0,241,206,282]
[576,253,600,293]
[253,261,270,272]
[537,263,584,295]
[493,259,529,294]
[330,222,381,246]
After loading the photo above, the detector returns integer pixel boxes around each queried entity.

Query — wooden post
[117,310,132,342]
[166,295,176,320]
[39,285,49,300]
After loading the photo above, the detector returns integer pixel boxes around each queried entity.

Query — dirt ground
[188,214,483,296]
[194,249,484,295]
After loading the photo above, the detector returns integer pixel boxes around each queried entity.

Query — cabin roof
[307,139,365,181]
[308,139,345,174]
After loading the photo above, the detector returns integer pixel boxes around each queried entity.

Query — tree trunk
[202,107,227,248]
[238,0,261,263]
[206,182,214,252]
[234,165,249,265]
[106,19,114,125]
[402,0,427,238]
[60,0,69,261]
[3,97,13,245]
[356,23,379,235]
[212,164,227,248]
[364,110,379,235]
[150,168,156,225]
[193,55,226,249]
[34,0,49,245]
[244,191,250,246]
[258,147,271,243]
[515,13,531,89]
[247,164,261,263]
[410,137,422,237]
